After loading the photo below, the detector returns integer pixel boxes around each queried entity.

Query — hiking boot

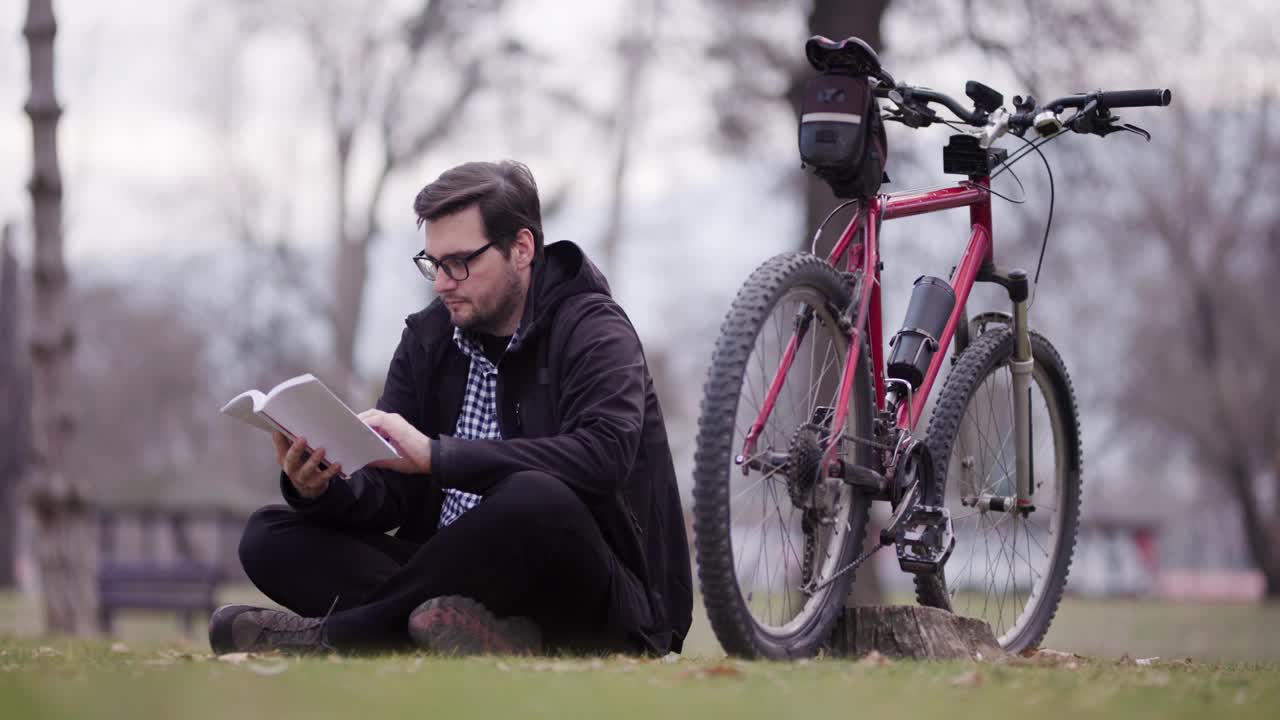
[208,604,335,655]
[408,596,542,656]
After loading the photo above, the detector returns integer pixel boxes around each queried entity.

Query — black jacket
[281,241,693,653]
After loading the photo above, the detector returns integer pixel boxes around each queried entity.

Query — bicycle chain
[805,539,885,594]
[801,513,816,586]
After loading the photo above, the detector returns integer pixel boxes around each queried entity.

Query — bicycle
[692,35,1172,659]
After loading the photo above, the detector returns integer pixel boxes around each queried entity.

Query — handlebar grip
[1098,88,1172,108]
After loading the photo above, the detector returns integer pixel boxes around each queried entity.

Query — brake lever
[887,88,937,128]
[1096,121,1152,142]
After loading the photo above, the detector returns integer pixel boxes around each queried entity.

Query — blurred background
[1,0,1277,660]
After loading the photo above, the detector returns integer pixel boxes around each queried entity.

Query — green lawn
[2,589,1278,719]
[7,587,1280,662]
[2,639,1276,720]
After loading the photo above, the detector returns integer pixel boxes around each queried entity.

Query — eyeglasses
[412,241,496,282]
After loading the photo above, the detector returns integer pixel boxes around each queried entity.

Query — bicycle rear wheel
[693,251,874,659]
[915,327,1082,653]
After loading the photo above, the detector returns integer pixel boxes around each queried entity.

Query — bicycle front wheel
[693,251,874,659]
[915,327,1083,653]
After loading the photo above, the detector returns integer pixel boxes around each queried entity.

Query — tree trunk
[598,3,655,280]
[1226,459,1280,599]
[330,233,368,404]
[0,224,29,588]
[24,0,96,635]
[789,0,892,246]
[828,605,1005,660]
[780,0,894,608]
[328,119,369,405]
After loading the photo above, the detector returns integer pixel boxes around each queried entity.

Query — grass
[2,588,1279,719]
[2,640,1277,720]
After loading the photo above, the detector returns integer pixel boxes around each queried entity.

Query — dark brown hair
[413,160,544,262]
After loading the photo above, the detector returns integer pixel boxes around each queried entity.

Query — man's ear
[514,228,536,270]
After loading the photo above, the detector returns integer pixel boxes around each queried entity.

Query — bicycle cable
[999,130,1062,305]
[935,115,1066,306]
[811,198,862,256]
[938,118,1029,205]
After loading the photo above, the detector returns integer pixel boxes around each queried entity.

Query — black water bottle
[887,275,956,388]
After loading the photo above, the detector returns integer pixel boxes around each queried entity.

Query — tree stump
[828,605,1006,661]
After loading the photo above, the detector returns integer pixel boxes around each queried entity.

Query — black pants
[239,470,630,652]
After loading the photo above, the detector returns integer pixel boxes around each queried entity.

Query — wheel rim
[942,357,1068,647]
[725,285,861,638]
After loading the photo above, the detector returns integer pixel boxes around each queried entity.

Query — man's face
[425,204,527,335]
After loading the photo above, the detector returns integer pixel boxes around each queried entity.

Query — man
[210,160,692,656]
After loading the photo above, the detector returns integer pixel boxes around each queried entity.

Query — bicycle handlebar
[1098,88,1172,108]
[877,81,1173,138]
[1040,88,1173,111]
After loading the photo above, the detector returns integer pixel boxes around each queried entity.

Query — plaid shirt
[437,326,519,529]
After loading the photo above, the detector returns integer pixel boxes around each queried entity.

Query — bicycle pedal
[893,505,955,575]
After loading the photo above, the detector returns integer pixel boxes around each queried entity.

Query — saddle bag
[798,73,888,199]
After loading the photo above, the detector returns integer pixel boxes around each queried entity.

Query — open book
[220,373,400,475]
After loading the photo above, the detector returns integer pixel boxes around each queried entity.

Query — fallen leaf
[110,642,130,654]
[1,664,18,672]
[1003,648,1085,668]
[1036,649,1077,660]
[1234,689,1248,705]
[532,661,592,673]
[36,647,61,657]
[1135,657,1159,666]
[676,664,743,681]
[857,651,894,667]
[950,669,984,687]
[246,658,289,676]
[495,661,511,672]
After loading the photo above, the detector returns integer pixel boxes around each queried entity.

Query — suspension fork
[1008,269,1034,507]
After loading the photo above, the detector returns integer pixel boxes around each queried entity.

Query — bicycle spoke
[936,347,1073,651]
[712,279,872,638]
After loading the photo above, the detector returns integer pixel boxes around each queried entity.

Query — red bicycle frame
[742,176,994,468]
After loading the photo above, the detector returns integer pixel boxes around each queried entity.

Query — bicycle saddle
[805,35,882,76]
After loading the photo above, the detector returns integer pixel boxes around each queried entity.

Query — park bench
[96,506,248,634]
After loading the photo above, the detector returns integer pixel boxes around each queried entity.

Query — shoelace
[259,596,340,652]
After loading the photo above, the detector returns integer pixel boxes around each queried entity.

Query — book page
[219,390,278,433]
[261,376,400,471]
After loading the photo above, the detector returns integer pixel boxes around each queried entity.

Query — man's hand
[359,409,432,474]
[273,432,342,500]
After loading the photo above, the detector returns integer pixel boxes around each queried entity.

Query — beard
[449,264,525,335]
